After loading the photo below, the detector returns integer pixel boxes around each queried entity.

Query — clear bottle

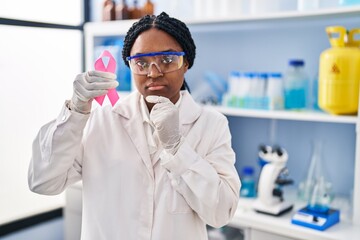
[102,0,116,21]
[116,0,130,20]
[240,166,256,198]
[284,59,309,110]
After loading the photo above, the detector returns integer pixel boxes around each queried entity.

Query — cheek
[133,76,146,89]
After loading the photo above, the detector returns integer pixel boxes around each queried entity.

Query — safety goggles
[126,51,185,76]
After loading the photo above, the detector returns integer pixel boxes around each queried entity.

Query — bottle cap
[242,166,254,175]
[289,59,304,66]
[268,72,282,78]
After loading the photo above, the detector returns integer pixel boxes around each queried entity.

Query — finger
[85,80,119,91]
[87,70,117,79]
[145,95,170,104]
[74,81,108,100]
[78,79,119,91]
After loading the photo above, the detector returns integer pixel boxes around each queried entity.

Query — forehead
[130,28,182,55]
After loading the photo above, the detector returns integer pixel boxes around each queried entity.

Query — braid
[122,12,196,69]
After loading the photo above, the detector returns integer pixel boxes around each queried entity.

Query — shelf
[230,197,360,240]
[85,6,360,35]
[211,106,358,124]
[185,6,360,25]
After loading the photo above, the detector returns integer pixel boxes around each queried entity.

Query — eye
[161,55,174,64]
[135,59,149,69]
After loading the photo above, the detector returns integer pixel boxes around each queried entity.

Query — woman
[28,12,240,240]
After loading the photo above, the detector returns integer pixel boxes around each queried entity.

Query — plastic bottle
[266,72,284,110]
[227,71,241,107]
[102,0,116,21]
[298,0,320,11]
[284,59,309,110]
[250,0,281,14]
[240,166,256,198]
[339,0,360,6]
[116,0,130,20]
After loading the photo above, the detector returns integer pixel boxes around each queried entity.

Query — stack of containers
[224,71,284,110]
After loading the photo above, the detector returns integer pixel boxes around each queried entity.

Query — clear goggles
[126,51,185,76]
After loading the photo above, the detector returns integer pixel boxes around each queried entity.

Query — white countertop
[230,197,360,240]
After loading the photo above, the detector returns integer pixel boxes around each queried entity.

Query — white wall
[0,25,82,225]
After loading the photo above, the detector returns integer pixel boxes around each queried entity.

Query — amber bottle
[142,0,154,16]
[130,0,142,19]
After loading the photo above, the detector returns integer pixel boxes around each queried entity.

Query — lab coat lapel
[178,91,202,127]
[113,91,154,178]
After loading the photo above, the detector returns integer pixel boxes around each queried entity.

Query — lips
[146,83,166,91]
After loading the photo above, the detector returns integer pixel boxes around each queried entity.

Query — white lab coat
[28,90,240,240]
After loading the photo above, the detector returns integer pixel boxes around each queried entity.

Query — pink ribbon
[94,50,119,106]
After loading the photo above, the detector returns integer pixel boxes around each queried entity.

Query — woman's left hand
[146,96,182,154]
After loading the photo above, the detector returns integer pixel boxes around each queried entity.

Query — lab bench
[64,183,360,240]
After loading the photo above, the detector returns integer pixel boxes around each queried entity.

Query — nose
[147,62,163,78]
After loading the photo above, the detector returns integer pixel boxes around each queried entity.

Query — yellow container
[318,26,360,115]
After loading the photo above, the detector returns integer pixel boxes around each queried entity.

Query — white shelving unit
[84,6,360,240]
[213,106,358,124]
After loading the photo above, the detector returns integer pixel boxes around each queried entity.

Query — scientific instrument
[292,141,339,230]
[253,146,294,216]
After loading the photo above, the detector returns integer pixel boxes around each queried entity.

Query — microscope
[253,145,294,216]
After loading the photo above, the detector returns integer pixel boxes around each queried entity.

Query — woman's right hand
[70,70,118,114]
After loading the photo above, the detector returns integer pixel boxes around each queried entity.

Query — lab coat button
[61,115,66,121]
[171,179,177,186]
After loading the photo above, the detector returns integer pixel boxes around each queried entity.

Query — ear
[183,59,189,73]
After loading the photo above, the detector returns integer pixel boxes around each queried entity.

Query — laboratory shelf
[230,197,360,240]
[212,106,358,124]
[85,6,360,35]
[186,6,360,26]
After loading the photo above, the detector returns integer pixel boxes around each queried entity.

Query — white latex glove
[70,70,118,114]
[146,95,182,155]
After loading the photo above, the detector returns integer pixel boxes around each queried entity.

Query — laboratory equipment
[318,26,360,115]
[253,146,294,216]
[257,144,272,168]
[240,166,256,198]
[291,207,340,231]
[266,72,284,110]
[297,140,333,202]
[284,59,309,110]
[339,0,360,6]
[298,0,319,11]
[293,140,339,230]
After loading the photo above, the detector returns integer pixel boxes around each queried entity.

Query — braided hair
[122,12,196,91]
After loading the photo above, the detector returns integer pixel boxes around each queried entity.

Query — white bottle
[250,0,281,14]
[266,73,284,110]
[298,0,320,11]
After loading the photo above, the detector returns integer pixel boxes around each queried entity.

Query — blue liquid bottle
[284,59,309,110]
[240,166,256,198]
